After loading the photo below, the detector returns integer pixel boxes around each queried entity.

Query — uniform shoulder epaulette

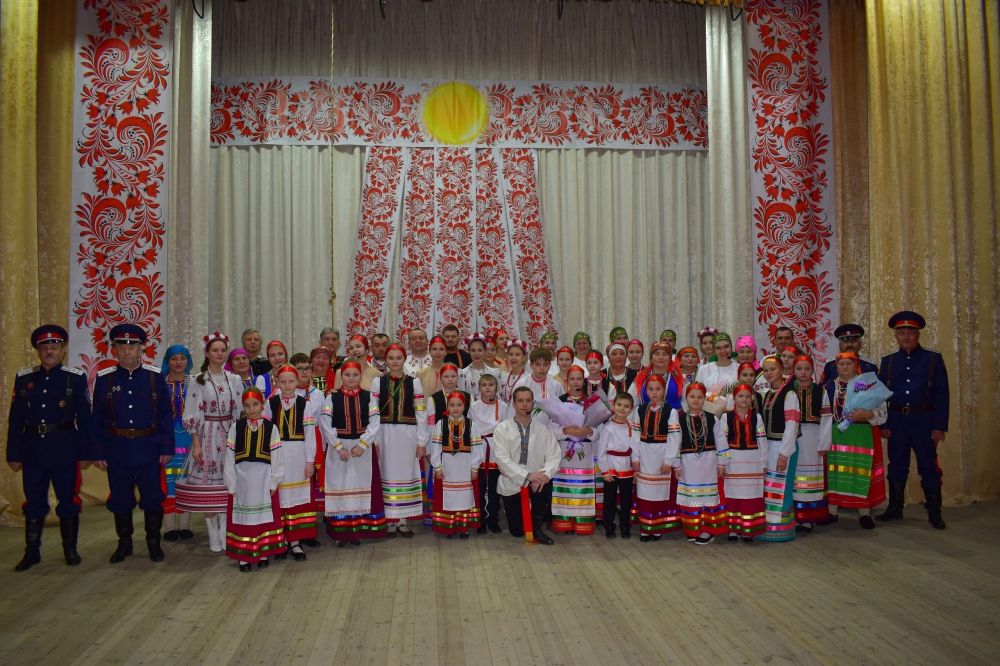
[142,363,161,373]
[923,347,941,355]
[16,365,39,377]
[60,365,85,376]
[97,366,117,377]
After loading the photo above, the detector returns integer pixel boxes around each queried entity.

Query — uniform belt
[33,421,74,435]
[889,405,933,415]
[109,426,157,438]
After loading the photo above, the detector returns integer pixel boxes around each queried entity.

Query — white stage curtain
[208,0,749,350]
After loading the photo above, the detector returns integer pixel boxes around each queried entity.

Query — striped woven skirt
[378,424,424,520]
[326,447,386,540]
[225,493,286,564]
[551,442,596,535]
[724,448,766,537]
[760,440,799,542]
[827,423,887,509]
[793,423,827,524]
[161,427,191,514]
[675,452,727,538]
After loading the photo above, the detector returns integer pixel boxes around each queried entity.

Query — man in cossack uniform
[819,323,879,385]
[92,324,174,562]
[877,311,949,529]
[6,325,93,571]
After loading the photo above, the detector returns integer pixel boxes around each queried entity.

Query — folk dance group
[7,310,949,573]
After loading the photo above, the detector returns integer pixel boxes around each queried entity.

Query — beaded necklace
[685,411,708,454]
[167,379,186,419]
[833,378,849,421]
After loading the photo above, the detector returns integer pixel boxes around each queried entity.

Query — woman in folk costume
[667,383,730,545]
[603,327,629,366]
[823,351,887,530]
[571,331,592,370]
[177,332,245,552]
[667,346,702,411]
[320,360,384,546]
[469,373,512,534]
[757,355,801,542]
[722,383,768,542]
[254,340,289,398]
[602,343,636,396]
[633,374,680,541]
[342,334,382,392]
[374,344,428,537]
[161,344,194,541]
[483,335,499,369]
[425,363,470,526]
[429,392,484,538]
[735,335,760,370]
[635,341,675,407]
[225,347,257,391]
[551,346,576,389]
[696,332,739,404]
[497,338,529,404]
[790,355,832,532]
[626,339,645,373]
[490,328,511,370]
[309,346,337,394]
[224,387,285,572]
[262,365,318,561]
[416,335,448,398]
[658,329,678,358]
[550,366,598,536]
[458,333,492,400]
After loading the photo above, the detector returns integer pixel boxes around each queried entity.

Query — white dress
[264,394,320,509]
[696,361,739,396]
[373,375,428,519]
[667,410,730,510]
[319,390,381,515]
[224,421,284,526]
[429,419,484,511]
[720,412,768,501]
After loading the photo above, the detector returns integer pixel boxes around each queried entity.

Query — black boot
[14,517,45,572]
[923,484,946,530]
[876,480,906,522]
[145,511,165,561]
[60,515,82,566]
[533,524,554,545]
[109,512,134,564]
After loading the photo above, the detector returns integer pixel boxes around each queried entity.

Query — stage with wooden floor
[1,502,998,665]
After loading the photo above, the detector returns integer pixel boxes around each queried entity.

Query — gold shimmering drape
[867,0,1000,502]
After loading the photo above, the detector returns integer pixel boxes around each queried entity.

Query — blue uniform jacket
[91,364,174,465]
[878,346,949,432]
[6,364,93,464]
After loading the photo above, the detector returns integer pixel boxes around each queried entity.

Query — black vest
[637,403,670,443]
[233,419,276,464]
[795,382,825,424]
[269,395,306,440]
[378,375,418,425]
[439,416,473,454]
[677,411,717,454]
[327,390,372,439]
[762,383,794,440]
[726,411,759,450]
[602,368,637,395]
[430,390,471,425]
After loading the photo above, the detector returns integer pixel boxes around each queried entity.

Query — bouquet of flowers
[837,372,893,432]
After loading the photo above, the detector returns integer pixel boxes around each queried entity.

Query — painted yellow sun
[422,81,488,145]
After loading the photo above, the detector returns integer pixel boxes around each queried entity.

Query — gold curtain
[0,0,93,526]
[866,0,1000,502]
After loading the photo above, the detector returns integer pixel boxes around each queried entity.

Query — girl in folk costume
[584,351,607,398]
[824,351,887,530]
[254,340,289,398]
[177,332,245,552]
[490,328,511,371]
[602,343,637,396]
[425,363,470,526]
[791,355,832,532]
[626,339,645,373]
[722,384,768,542]
[696,332,739,401]
[596,393,640,539]
[667,383,730,545]
[633,374,680,542]
[634,341,674,406]
[727,362,762,410]
[319,360,384,546]
[483,336,499,369]
[757,355,801,542]
[779,346,799,380]
[497,339,528,404]
[551,367,598,536]
[458,333,491,400]
[226,348,257,391]
[263,365,319,561]
[430,392,484,538]
[162,345,194,541]
[374,344,428,537]
[552,346,576,389]
[470,373,512,534]
[224,387,285,572]
[341,335,382,392]
[416,335,448,398]
[292,353,327,545]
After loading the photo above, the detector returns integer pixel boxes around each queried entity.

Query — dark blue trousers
[106,462,164,513]
[21,460,80,519]
[886,414,942,486]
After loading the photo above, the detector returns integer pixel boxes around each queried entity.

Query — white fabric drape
[207,0,749,350]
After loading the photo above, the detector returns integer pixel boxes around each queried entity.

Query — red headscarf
[835,351,861,376]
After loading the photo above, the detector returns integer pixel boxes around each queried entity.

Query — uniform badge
[59,400,67,409]
[112,385,121,393]
[26,382,34,391]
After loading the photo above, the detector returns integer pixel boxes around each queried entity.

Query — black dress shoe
[163,530,181,542]
[605,527,616,539]
[178,529,195,540]
[239,562,252,573]
[694,535,714,545]
[291,546,307,561]
[859,515,876,530]
[302,538,321,548]
[620,526,631,539]
[336,541,348,548]
[488,524,503,534]
[476,526,487,534]
[459,532,470,540]
[727,535,739,542]
[258,558,269,569]
[639,535,651,543]
[397,525,414,539]
[533,531,554,546]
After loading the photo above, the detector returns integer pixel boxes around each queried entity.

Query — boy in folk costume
[458,333,491,400]
[373,344,428,537]
[634,375,680,542]
[791,355,833,532]
[722,384,769,542]
[597,393,640,539]
[551,366,598,536]
[668,383,730,545]
[263,365,319,561]
[224,387,286,572]
[469,373,512,534]
[292,353,326,548]
[319,360,384,546]
[429,392,484,538]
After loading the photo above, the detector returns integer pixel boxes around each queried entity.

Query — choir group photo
[1,0,997,664]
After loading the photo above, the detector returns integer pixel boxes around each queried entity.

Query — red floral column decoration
[475,149,519,334]
[746,0,838,359]
[431,149,475,336]
[395,148,436,341]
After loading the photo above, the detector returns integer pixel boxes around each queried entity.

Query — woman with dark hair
[161,344,194,541]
